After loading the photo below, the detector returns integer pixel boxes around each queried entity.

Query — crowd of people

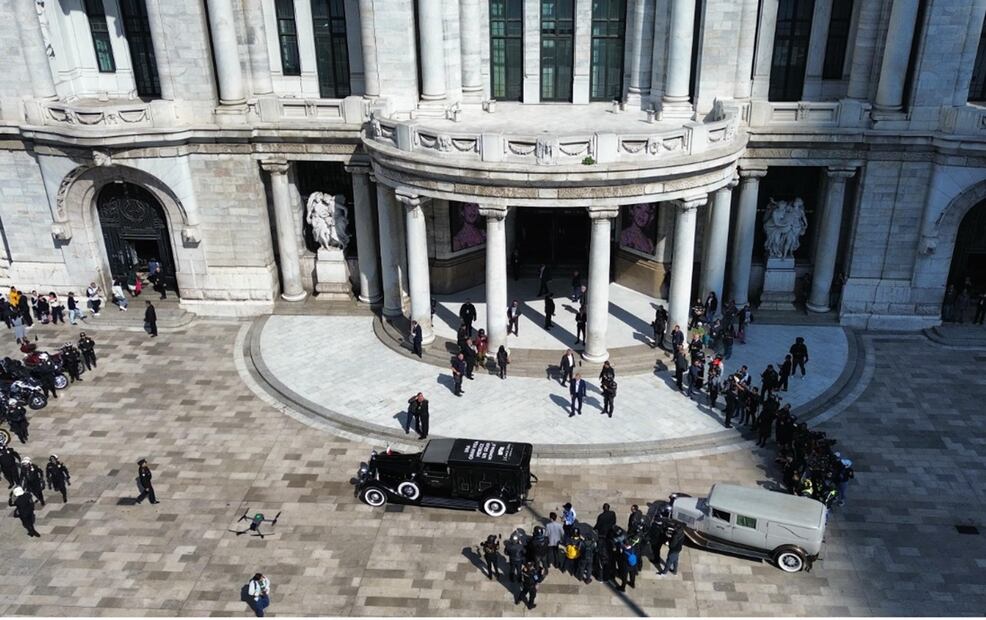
[942,277,986,324]
[476,501,690,608]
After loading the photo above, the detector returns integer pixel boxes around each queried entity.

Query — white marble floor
[259,315,849,446]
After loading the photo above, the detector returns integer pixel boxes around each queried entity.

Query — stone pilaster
[261,159,306,301]
[729,167,768,307]
[205,0,246,106]
[345,164,382,304]
[808,167,856,312]
[481,204,508,352]
[699,177,737,314]
[396,190,434,343]
[667,195,706,345]
[873,0,921,113]
[660,0,696,119]
[583,206,618,363]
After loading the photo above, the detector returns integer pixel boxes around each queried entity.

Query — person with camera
[517,560,543,609]
[479,533,502,580]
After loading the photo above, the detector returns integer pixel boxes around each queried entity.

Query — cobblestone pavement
[0,319,984,616]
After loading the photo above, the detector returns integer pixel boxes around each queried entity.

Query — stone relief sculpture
[763,197,808,259]
[306,192,350,250]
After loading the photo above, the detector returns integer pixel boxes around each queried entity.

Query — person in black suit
[673,346,688,392]
[144,301,157,337]
[670,324,684,352]
[559,349,575,386]
[415,395,430,439]
[459,300,477,335]
[9,486,40,537]
[594,503,617,539]
[507,300,521,336]
[461,338,477,379]
[574,306,587,345]
[410,321,423,358]
[569,373,586,417]
[451,354,466,396]
[537,264,551,297]
[544,293,555,330]
[136,459,158,504]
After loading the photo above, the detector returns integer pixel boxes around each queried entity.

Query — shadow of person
[392,409,412,434]
[434,302,465,334]
[436,373,456,394]
[239,584,259,617]
[461,546,517,596]
[549,393,572,414]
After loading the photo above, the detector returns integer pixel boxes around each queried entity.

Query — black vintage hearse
[354,438,536,517]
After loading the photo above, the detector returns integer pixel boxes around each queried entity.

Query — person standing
[545,512,565,569]
[707,365,721,410]
[723,377,738,428]
[569,373,586,417]
[142,301,158,337]
[616,539,640,591]
[496,345,509,379]
[480,534,502,580]
[673,346,688,392]
[504,532,525,582]
[670,324,684,352]
[760,364,779,399]
[0,445,21,488]
[410,321,423,358]
[7,400,29,443]
[756,403,776,447]
[459,299,477,335]
[594,503,617,540]
[67,292,82,325]
[527,526,550,574]
[704,291,718,321]
[543,293,555,330]
[153,267,168,300]
[18,291,33,327]
[652,306,669,349]
[601,375,617,417]
[11,313,26,344]
[574,305,587,345]
[9,486,40,537]
[136,458,159,504]
[415,394,430,440]
[559,349,575,387]
[475,329,489,368]
[510,249,520,281]
[561,502,577,538]
[687,358,704,398]
[789,337,809,378]
[599,360,615,383]
[20,457,45,507]
[778,354,793,392]
[451,353,466,397]
[247,573,271,617]
[507,300,521,336]
[403,393,421,435]
[536,263,551,297]
[63,344,83,383]
[975,293,986,325]
[79,332,97,369]
[45,455,70,503]
[518,561,542,609]
[659,523,686,575]
[461,338,477,380]
[570,270,583,301]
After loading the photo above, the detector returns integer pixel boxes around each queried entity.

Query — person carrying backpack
[517,561,543,610]
[563,529,584,576]
[247,573,271,617]
[615,539,640,591]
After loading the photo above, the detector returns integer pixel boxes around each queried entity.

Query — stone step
[68,297,193,331]
[925,325,986,347]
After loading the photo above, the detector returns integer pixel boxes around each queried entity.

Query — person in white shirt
[85,283,102,316]
[247,573,271,617]
[111,280,128,311]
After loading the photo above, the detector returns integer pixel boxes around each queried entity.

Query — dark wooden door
[97,182,178,291]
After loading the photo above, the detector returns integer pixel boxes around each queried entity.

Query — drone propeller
[237,507,251,522]
[269,511,282,526]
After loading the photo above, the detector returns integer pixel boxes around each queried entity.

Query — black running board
[686,530,770,561]
[419,497,479,511]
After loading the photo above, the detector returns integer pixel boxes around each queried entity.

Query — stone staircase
[924,324,986,348]
[374,314,669,378]
[71,295,194,332]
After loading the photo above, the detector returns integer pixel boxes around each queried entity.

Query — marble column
[242,0,274,96]
[345,165,382,304]
[138,0,175,101]
[801,0,833,100]
[873,0,920,113]
[699,179,737,311]
[460,0,483,102]
[358,0,380,98]
[584,207,618,363]
[417,0,447,106]
[751,0,779,100]
[482,205,509,352]
[262,160,306,301]
[376,185,407,317]
[732,0,758,99]
[729,168,768,307]
[205,0,246,105]
[14,0,56,100]
[625,0,653,106]
[397,191,435,343]
[808,168,855,312]
[667,196,705,345]
[661,0,696,119]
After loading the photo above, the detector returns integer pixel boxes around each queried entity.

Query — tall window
[768,0,814,101]
[311,0,350,98]
[821,0,852,79]
[84,0,116,73]
[276,0,301,75]
[540,0,574,101]
[970,17,986,102]
[490,0,523,101]
[590,0,625,101]
[119,0,160,97]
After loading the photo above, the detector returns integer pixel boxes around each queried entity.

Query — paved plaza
[0,314,984,616]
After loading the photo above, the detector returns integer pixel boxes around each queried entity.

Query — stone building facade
[1,0,986,355]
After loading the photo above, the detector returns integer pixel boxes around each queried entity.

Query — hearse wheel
[773,546,806,573]
[482,496,507,517]
[397,481,421,501]
[361,486,387,508]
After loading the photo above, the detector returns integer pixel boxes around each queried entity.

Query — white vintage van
[670,483,827,572]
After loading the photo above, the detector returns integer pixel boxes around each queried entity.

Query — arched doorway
[97,182,179,293]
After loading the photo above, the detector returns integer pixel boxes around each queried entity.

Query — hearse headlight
[357,462,369,478]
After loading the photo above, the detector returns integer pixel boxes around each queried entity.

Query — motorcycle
[0,378,48,411]
[22,349,69,390]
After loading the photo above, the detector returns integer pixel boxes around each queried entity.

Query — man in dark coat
[460,338,477,379]
[569,373,586,416]
[7,400,29,443]
[78,332,97,368]
[144,302,158,337]
[410,321,423,358]
[62,344,84,383]
[536,264,551,297]
[594,503,617,539]
[45,455,70,503]
[451,353,466,397]
[574,306,587,345]
[673,346,688,392]
[543,293,555,330]
[652,306,668,349]
[559,349,575,387]
[414,394,430,439]
[459,300,477,335]
[20,457,45,507]
[9,486,40,537]
[0,445,21,488]
[670,324,684,351]
[136,459,158,504]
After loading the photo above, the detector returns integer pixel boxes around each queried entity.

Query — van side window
[712,508,731,522]
[736,515,757,529]
[423,464,448,476]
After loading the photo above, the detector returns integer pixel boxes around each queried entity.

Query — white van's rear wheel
[774,548,806,573]
[482,497,507,517]
[361,486,387,507]
[397,481,421,501]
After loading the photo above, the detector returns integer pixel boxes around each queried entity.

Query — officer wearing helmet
[527,525,549,574]
[20,457,45,506]
[46,455,71,502]
[0,443,21,488]
[78,332,97,370]
[6,398,28,444]
[8,485,40,537]
[504,531,526,583]
[479,533,501,580]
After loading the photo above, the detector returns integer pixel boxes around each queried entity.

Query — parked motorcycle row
[1,343,83,412]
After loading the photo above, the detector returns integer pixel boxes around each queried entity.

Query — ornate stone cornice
[675,195,708,210]
[738,166,768,179]
[395,187,430,209]
[344,163,371,175]
[478,204,508,220]
[587,206,619,220]
[260,158,289,175]
[825,166,857,179]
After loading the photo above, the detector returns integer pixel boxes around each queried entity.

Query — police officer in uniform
[136,458,159,504]
[62,344,83,383]
[6,399,29,444]
[35,355,59,400]
[78,332,97,370]
[20,457,45,506]
[0,444,22,488]
[517,561,542,609]
[576,529,595,584]
[479,534,501,580]
[527,525,550,574]
[46,455,71,502]
[9,485,40,537]
[504,531,526,582]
